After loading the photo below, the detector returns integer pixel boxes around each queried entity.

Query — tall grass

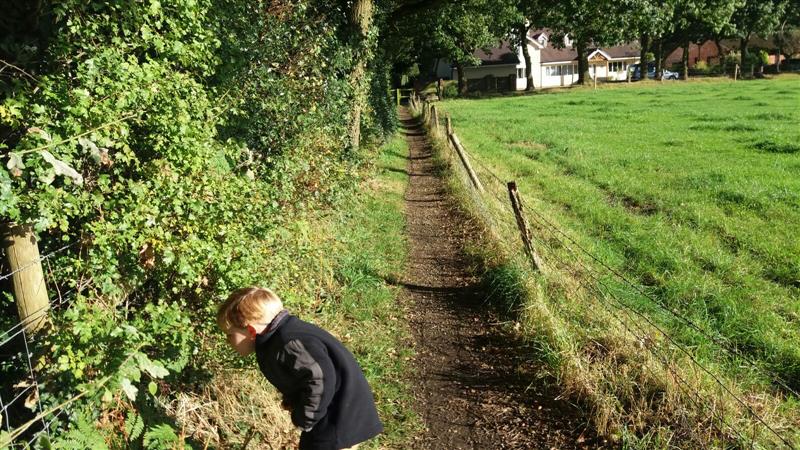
[420,76,800,448]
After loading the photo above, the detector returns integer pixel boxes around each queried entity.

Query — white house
[453,30,641,91]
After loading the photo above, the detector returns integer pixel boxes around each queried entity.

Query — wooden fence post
[734,64,739,81]
[431,105,439,134]
[2,223,50,332]
[445,113,452,135]
[506,183,543,272]
[448,133,484,193]
[396,88,401,107]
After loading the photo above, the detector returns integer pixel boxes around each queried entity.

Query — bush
[443,82,459,99]
[0,0,395,445]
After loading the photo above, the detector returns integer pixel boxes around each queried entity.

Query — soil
[399,107,603,450]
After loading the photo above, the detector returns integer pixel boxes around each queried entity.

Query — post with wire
[506,182,544,272]
[2,223,50,333]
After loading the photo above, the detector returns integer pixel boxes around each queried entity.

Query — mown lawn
[439,75,800,391]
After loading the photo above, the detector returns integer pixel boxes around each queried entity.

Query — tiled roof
[470,35,640,65]
[601,44,640,59]
[541,46,578,63]
[473,41,520,65]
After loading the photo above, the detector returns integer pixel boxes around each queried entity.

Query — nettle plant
[1,0,391,446]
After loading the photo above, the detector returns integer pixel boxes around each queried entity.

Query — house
[664,36,787,69]
[453,30,641,91]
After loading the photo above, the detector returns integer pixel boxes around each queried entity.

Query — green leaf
[120,378,138,401]
[124,410,145,440]
[137,354,169,379]
[148,381,158,395]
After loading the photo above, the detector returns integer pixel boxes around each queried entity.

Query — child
[217,287,383,450]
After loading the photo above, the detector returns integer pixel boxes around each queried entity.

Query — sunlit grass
[435,76,800,445]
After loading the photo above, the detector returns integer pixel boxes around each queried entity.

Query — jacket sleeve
[280,338,336,431]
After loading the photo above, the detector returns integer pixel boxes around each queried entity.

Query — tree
[422,0,513,94]
[512,0,554,91]
[773,0,800,72]
[347,0,375,151]
[548,0,633,85]
[621,0,676,80]
[661,0,739,79]
[732,0,784,76]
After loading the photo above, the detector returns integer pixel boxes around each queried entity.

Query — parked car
[629,62,679,80]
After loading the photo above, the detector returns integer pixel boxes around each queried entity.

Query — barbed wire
[521,209,795,448]
[521,190,800,399]
[453,129,800,401]
[431,111,797,448]
[538,239,743,444]
[445,134,747,445]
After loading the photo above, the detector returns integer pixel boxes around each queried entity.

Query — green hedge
[0,0,393,446]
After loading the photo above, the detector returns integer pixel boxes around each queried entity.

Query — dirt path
[399,107,600,450]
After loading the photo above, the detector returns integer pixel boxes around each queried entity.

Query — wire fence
[412,97,798,449]
[0,241,79,448]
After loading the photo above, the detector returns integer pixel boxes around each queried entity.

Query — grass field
[435,75,800,446]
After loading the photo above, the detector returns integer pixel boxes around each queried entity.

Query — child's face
[225,326,255,356]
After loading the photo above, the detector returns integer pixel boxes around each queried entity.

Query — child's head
[217,287,284,356]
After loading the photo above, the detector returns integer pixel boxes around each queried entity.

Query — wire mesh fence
[1,240,78,448]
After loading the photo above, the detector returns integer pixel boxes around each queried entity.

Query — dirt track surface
[399,107,602,450]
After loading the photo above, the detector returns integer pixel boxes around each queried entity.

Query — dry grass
[166,370,297,449]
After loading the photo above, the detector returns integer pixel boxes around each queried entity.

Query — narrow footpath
[399,107,600,450]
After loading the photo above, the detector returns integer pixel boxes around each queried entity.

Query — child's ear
[247,324,257,340]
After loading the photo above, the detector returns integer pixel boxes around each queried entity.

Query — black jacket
[255,312,383,450]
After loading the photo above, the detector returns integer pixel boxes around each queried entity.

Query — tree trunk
[519,24,535,91]
[639,33,650,81]
[347,0,374,152]
[682,36,690,80]
[456,61,467,95]
[776,22,785,73]
[576,39,589,85]
[740,36,751,78]
[714,37,725,74]
[655,38,663,80]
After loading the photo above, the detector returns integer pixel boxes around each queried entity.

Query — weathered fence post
[448,133,484,193]
[734,64,739,81]
[431,105,440,134]
[506,183,543,272]
[2,223,50,332]
[445,113,452,135]
[396,88,401,107]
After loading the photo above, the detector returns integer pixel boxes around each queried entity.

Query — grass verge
[166,135,420,448]
[412,82,800,448]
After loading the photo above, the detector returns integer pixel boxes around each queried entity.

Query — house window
[546,65,564,76]
[563,64,573,75]
[609,61,624,72]
[517,68,524,78]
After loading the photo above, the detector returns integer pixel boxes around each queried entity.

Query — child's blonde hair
[217,287,284,331]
